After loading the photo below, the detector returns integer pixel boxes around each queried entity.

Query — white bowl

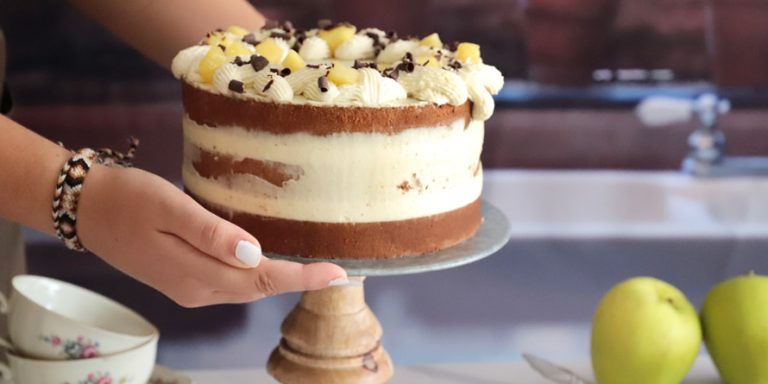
[0,275,157,360]
[0,334,157,384]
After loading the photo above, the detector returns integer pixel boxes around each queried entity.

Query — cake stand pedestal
[266,201,511,384]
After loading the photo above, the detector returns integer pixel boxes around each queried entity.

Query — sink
[483,170,768,239]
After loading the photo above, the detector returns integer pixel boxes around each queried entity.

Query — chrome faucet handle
[635,96,694,127]
[635,93,730,127]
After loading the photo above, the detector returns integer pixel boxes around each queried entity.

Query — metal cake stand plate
[267,200,512,276]
[265,201,511,384]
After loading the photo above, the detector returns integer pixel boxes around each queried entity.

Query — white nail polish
[235,240,262,267]
[328,278,362,287]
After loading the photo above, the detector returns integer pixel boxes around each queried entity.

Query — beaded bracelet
[52,138,139,252]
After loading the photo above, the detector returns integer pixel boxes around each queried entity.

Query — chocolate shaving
[295,31,307,46]
[217,44,226,52]
[233,56,247,66]
[396,61,415,73]
[263,79,274,92]
[353,60,377,69]
[384,68,400,80]
[264,20,280,29]
[280,68,292,76]
[317,76,330,92]
[228,80,244,93]
[242,33,259,45]
[448,60,463,70]
[404,52,414,62]
[365,32,381,44]
[250,55,269,72]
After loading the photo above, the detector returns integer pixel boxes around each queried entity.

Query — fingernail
[328,277,362,287]
[235,240,262,267]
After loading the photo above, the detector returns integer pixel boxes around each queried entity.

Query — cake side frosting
[182,113,483,223]
[171,21,504,121]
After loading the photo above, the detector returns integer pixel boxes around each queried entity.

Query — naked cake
[172,21,504,259]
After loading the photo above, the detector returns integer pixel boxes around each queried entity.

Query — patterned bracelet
[52,138,139,252]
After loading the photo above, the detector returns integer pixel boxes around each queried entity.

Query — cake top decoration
[172,21,504,121]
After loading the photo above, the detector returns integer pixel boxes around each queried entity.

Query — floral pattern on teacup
[41,334,101,359]
[65,371,131,384]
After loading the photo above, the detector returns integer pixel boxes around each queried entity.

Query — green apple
[701,272,768,384]
[591,277,702,384]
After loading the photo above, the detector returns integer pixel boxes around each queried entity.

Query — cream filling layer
[182,116,484,223]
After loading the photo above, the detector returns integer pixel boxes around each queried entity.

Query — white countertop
[183,357,721,384]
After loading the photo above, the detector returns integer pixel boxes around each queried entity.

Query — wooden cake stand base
[267,202,510,384]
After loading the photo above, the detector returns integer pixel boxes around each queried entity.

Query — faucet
[636,93,768,177]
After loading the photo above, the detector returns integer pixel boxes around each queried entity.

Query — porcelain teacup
[0,334,157,384]
[0,275,157,360]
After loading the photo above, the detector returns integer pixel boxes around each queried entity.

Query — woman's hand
[76,164,348,307]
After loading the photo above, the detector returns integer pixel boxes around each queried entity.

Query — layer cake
[172,22,504,259]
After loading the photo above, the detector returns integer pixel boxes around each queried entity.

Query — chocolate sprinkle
[228,80,245,93]
[280,68,292,76]
[396,61,415,73]
[233,56,247,66]
[269,68,279,74]
[263,79,275,92]
[306,64,321,69]
[353,60,377,69]
[318,76,330,92]
[365,32,381,44]
[242,33,259,45]
[250,55,269,72]
[384,68,400,80]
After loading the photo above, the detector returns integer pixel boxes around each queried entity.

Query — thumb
[174,199,263,268]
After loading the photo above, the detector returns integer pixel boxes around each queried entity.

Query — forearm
[70,0,266,70]
[0,115,71,235]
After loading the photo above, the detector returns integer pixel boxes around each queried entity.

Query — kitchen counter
[183,358,721,384]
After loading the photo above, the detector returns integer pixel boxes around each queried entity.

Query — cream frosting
[335,68,407,105]
[377,40,421,64]
[334,35,376,60]
[399,66,468,106]
[172,45,210,79]
[212,63,242,94]
[286,65,331,93]
[298,36,330,61]
[172,23,505,121]
[302,78,340,102]
[183,116,484,222]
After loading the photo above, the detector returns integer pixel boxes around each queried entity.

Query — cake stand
[265,201,511,384]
